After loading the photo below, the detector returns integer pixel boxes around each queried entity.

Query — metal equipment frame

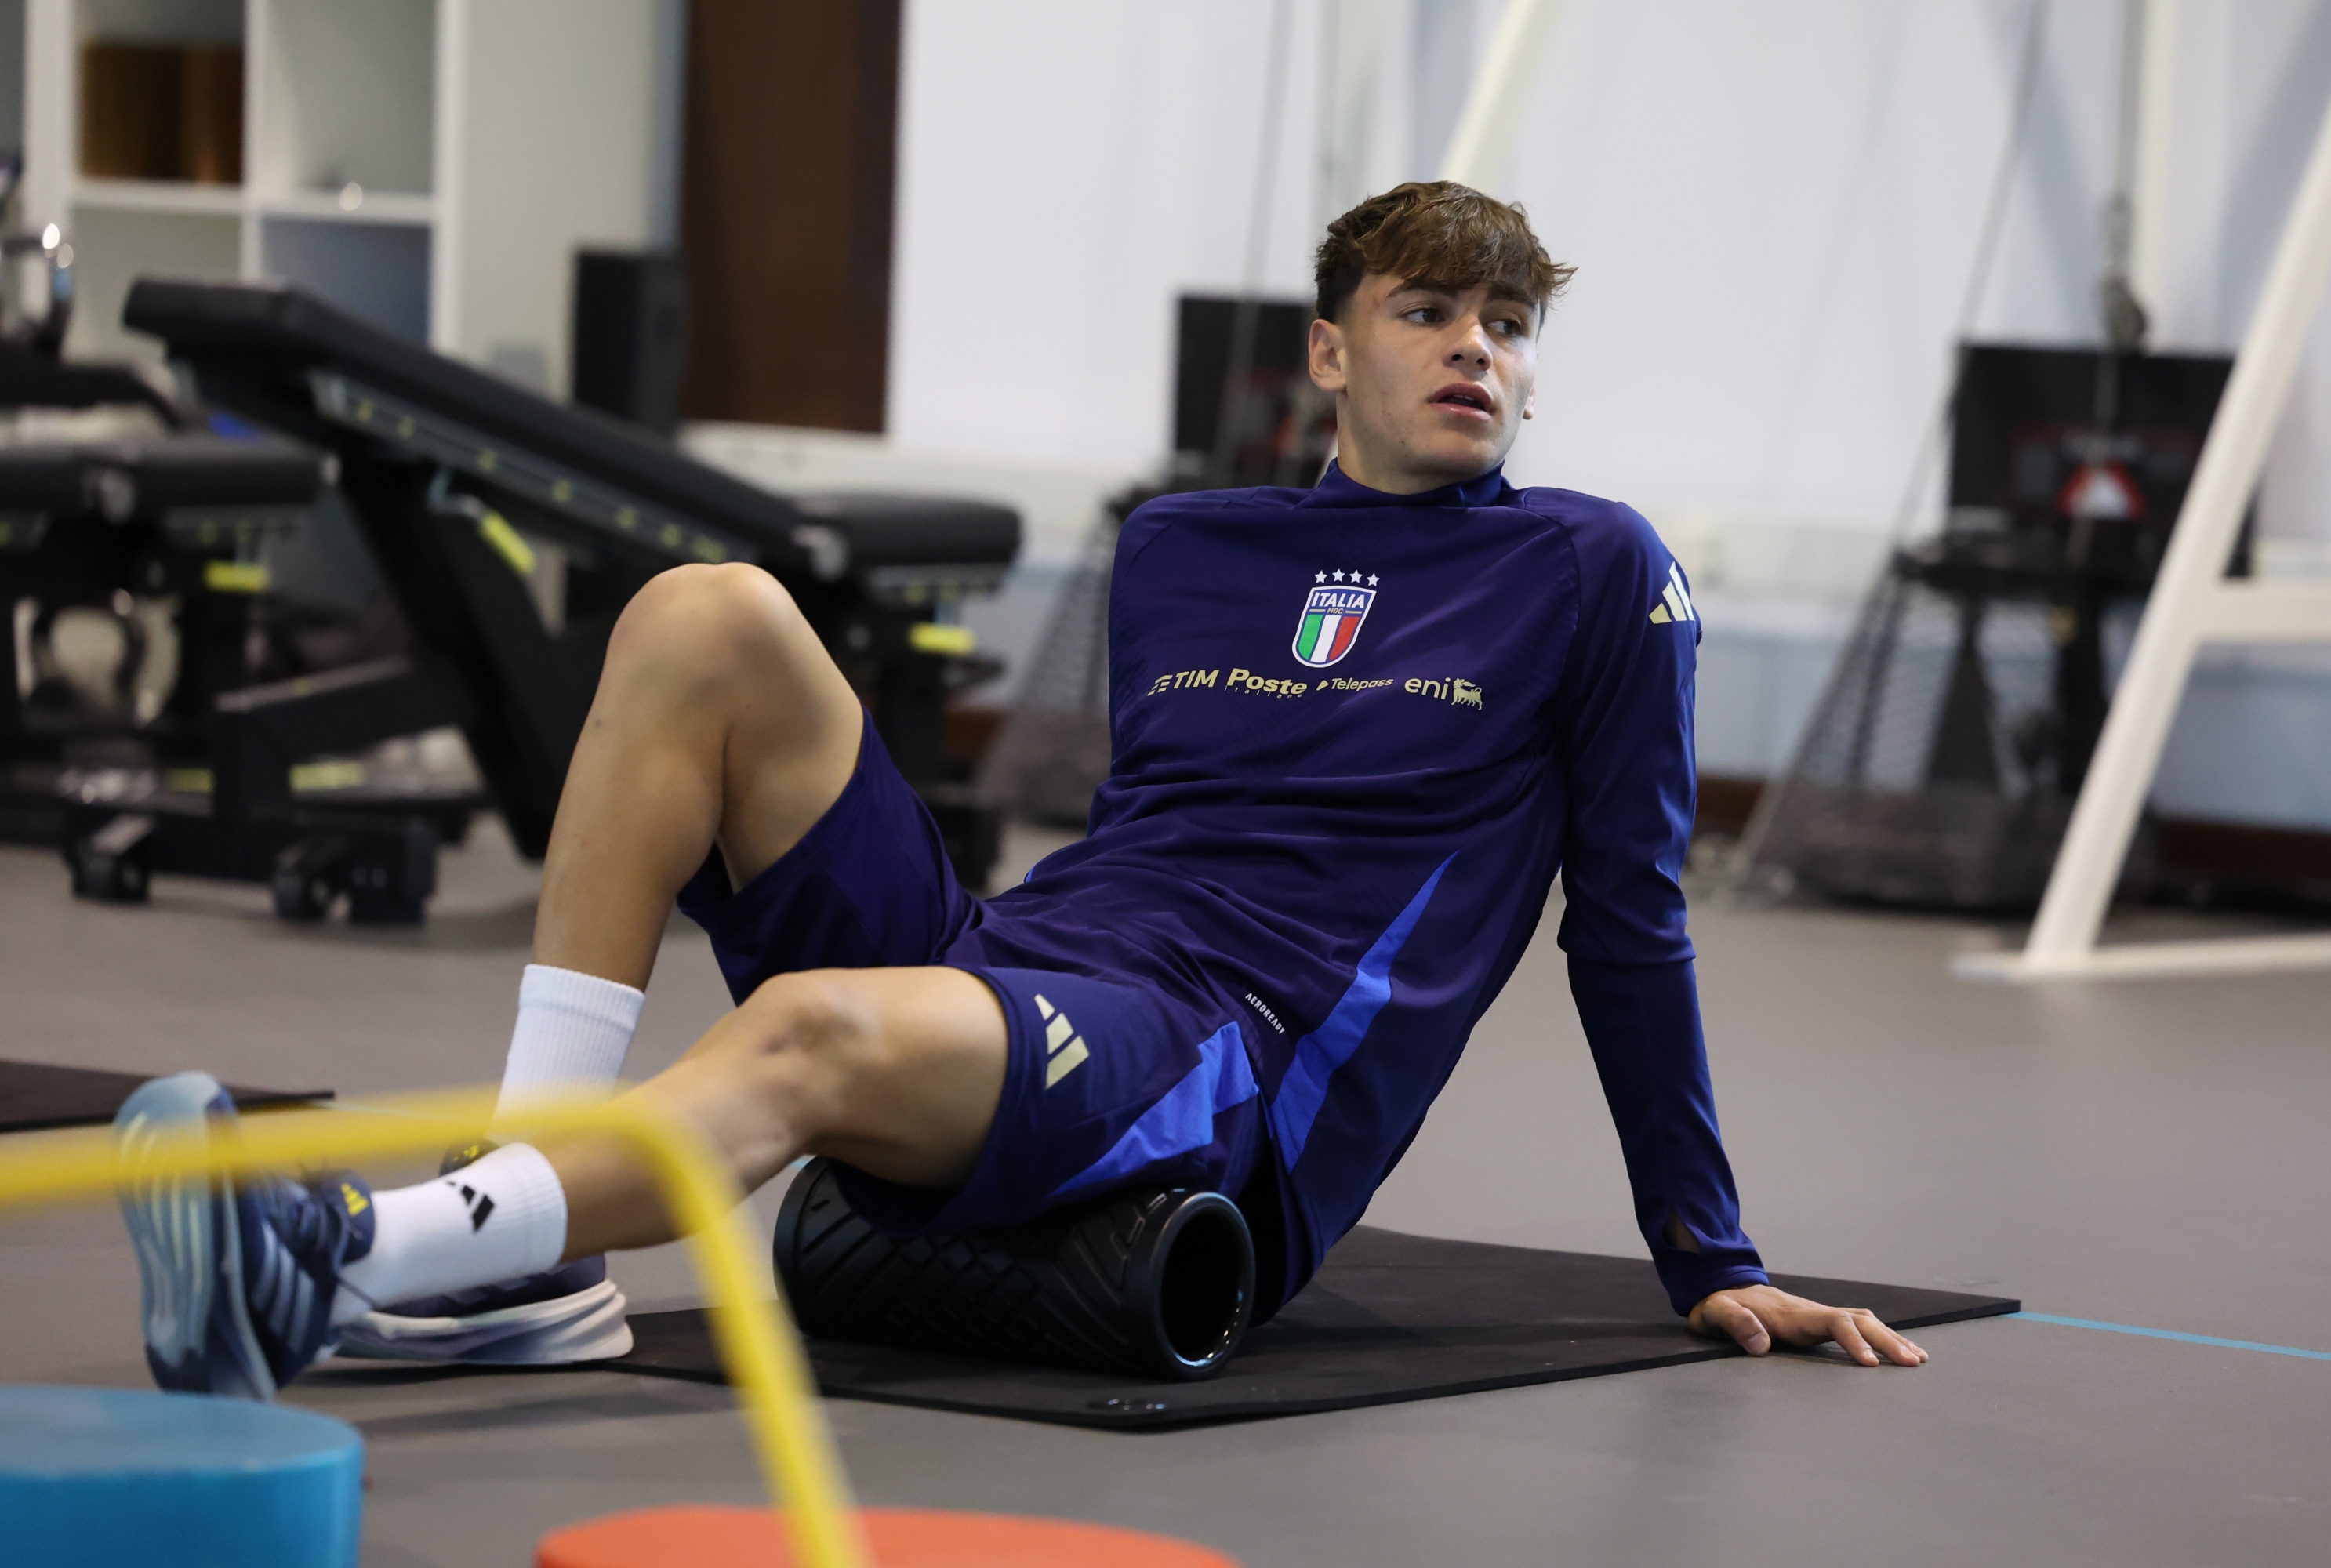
[1958,86,2331,982]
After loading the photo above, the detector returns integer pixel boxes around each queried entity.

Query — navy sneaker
[114,1072,376,1400]
[335,1138,631,1365]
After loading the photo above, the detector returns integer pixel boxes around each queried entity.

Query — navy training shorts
[677,713,1266,1237]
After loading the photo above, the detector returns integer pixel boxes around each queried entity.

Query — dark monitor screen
[1947,343,2235,532]
[1173,295,1334,485]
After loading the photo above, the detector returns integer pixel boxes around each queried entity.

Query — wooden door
[681,0,901,431]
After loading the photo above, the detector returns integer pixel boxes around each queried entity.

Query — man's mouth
[1429,383,1495,420]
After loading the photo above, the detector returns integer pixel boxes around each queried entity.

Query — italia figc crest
[1293,580,1375,668]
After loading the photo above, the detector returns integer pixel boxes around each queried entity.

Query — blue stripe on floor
[2012,1312,2331,1362]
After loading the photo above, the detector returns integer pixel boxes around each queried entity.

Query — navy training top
[978,460,1768,1316]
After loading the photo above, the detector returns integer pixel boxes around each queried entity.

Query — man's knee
[673,967,1003,1189]
[606,563,811,694]
[729,971,881,1124]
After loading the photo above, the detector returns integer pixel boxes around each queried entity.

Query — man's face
[1307,272,1539,494]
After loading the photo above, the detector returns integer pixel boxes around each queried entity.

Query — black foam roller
[771,1158,1256,1381]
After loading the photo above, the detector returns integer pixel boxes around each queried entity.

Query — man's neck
[1331,432,1500,496]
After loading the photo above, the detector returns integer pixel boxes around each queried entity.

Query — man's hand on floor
[1688,1283,1929,1367]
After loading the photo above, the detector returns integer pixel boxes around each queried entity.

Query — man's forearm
[1568,955,1767,1312]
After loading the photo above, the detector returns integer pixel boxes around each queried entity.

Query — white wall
[1502,0,2117,525]
[891,1,1328,469]
[452,0,671,394]
[891,0,2331,554]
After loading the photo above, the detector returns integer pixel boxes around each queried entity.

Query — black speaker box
[571,250,688,436]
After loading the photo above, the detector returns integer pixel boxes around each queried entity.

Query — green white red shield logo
[1294,584,1374,668]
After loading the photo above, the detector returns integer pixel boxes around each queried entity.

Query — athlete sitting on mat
[118,181,1924,1400]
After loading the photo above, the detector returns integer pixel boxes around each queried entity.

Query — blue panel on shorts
[1052,1021,1255,1200]
[1265,855,1451,1167]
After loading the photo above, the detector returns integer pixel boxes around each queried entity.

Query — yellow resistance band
[0,1087,873,1568]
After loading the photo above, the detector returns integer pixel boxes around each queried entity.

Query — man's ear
[1308,318,1346,394]
[1522,384,1536,421]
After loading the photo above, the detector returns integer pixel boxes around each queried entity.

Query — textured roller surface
[0,1385,364,1567]
[772,1159,1254,1380]
[536,1504,1242,1566]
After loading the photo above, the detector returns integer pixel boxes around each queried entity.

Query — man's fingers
[1829,1310,1880,1367]
[1693,1290,1931,1367]
[1859,1314,1929,1367]
[1701,1297,1772,1356]
[1824,1307,1929,1367]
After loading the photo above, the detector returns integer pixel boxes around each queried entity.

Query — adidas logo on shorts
[1033,994,1089,1088]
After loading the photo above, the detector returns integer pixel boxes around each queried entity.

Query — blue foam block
[0,1386,364,1568]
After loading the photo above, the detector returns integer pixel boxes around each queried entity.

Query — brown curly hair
[1313,181,1574,326]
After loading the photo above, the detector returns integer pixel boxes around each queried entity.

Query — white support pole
[1956,84,2331,984]
[429,0,469,357]
[1316,0,1383,233]
[1436,0,1567,192]
[2128,0,2180,318]
[20,0,73,241]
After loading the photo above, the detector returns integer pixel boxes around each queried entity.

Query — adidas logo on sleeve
[1647,562,1697,626]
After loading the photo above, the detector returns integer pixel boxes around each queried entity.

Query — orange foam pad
[536,1505,1242,1567]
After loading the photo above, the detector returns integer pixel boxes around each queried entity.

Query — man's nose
[1446,326,1491,369]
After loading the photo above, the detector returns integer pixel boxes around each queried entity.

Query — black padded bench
[101,280,1019,904]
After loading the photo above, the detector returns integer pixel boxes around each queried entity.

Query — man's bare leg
[540,965,1010,1258]
[532,561,866,989]
[318,565,1008,1327]
[514,560,1013,1243]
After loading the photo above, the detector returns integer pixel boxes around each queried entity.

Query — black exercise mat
[610,1225,2018,1429]
[0,1058,330,1134]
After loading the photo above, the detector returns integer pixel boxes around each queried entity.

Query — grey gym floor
[4,821,2328,1567]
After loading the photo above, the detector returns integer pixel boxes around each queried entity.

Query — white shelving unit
[16,0,672,393]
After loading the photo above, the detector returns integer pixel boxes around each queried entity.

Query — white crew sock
[494,964,644,1129]
[332,1144,569,1325]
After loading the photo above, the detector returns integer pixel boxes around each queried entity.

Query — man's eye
[1404,307,1441,323]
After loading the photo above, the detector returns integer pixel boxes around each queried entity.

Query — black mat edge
[0,1058,333,1134]
[609,1290,2021,1431]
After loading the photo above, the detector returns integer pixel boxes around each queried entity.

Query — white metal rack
[1956,83,2331,984]
[15,0,669,395]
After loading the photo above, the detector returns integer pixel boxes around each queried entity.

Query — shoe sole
[114,1073,277,1399]
[338,1279,634,1364]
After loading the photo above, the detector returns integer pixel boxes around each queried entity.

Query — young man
[117,183,1924,1402]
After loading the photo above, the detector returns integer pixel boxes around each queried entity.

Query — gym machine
[1745,344,2240,908]
[0,216,497,915]
[107,279,1017,917]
